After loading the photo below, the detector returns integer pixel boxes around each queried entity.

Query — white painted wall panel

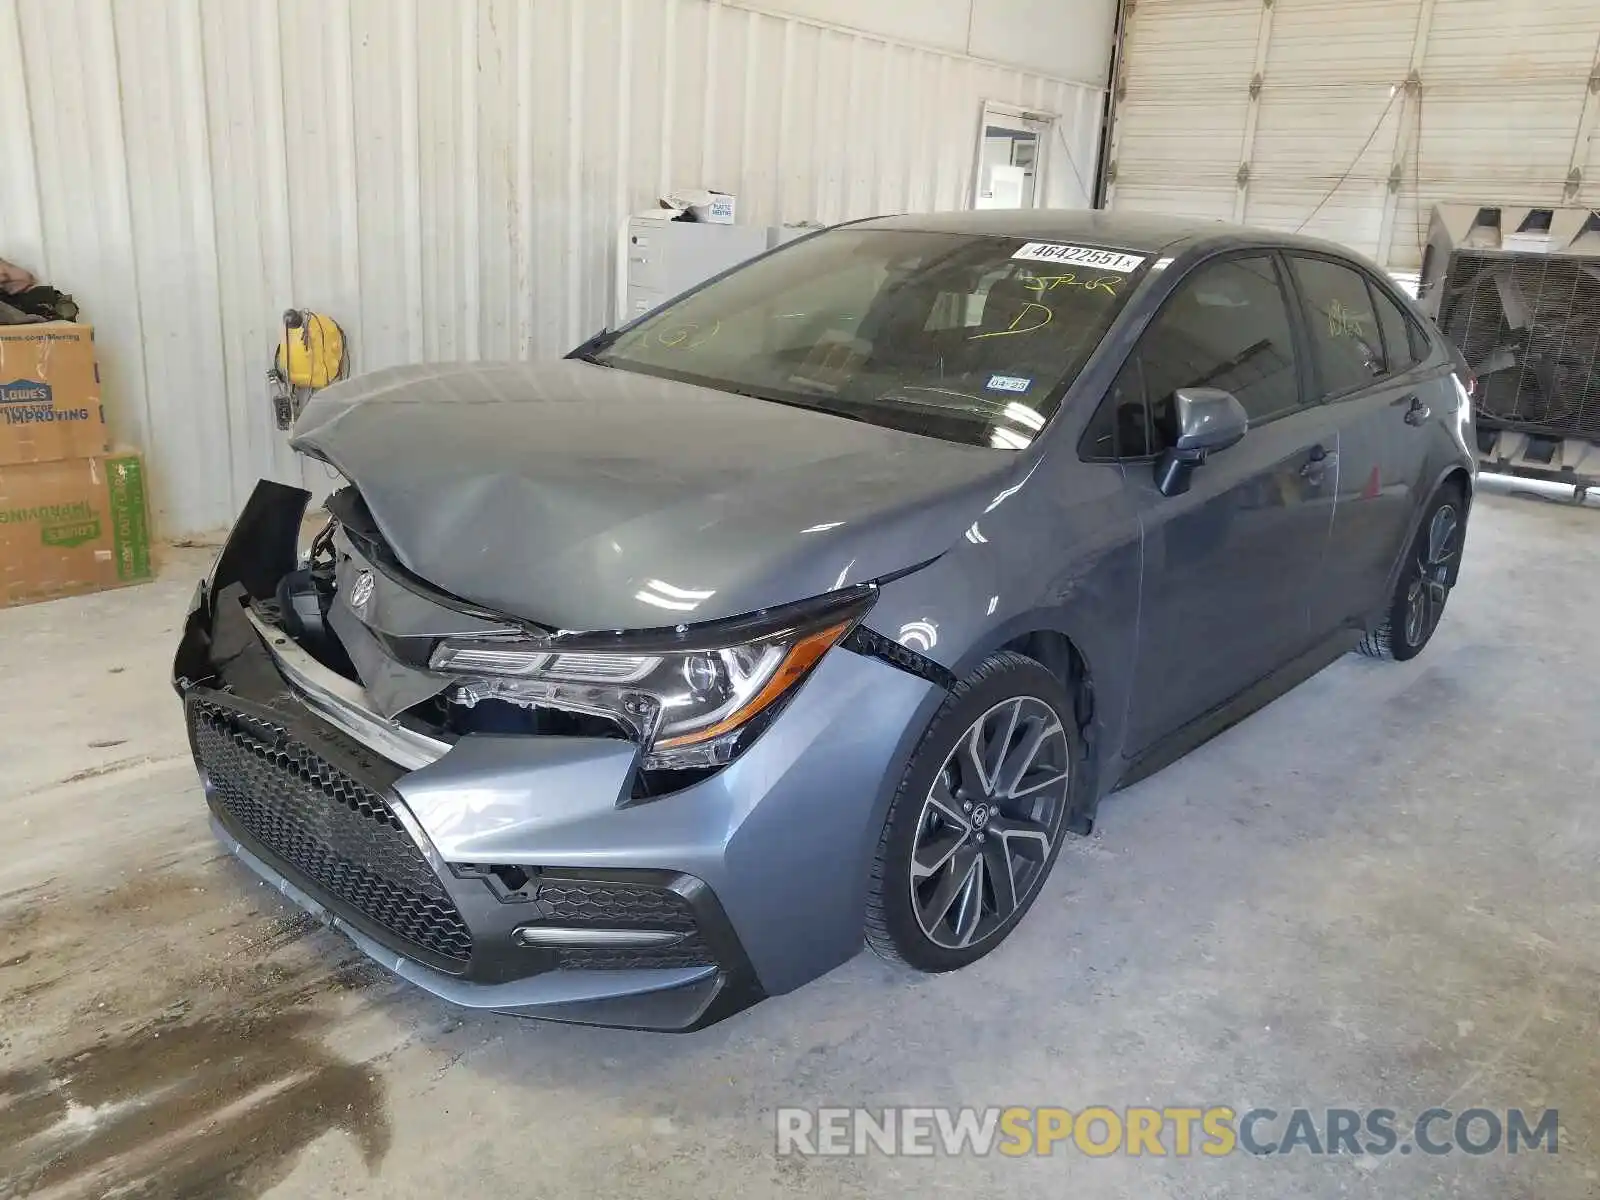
[0,5,44,285]
[111,0,235,530]
[743,0,974,59]
[16,0,150,478]
[198,0,308,520]
[968,0,1119,86]
[752,0,1118,85]
[0,0,1106,536]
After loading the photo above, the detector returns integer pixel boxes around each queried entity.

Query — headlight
[429,588,873,770]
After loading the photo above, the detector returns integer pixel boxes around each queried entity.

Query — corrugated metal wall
[0,0,1104,536]
[1109,0,1600,272]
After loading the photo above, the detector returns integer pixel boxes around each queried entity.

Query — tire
[864,651,1085,972]
[1357,483,1466,662]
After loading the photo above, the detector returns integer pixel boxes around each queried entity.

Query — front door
[1115,253,1336,756]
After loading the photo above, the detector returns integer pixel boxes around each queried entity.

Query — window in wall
[974,107,1050,209]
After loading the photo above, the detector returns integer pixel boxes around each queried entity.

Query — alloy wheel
[1403,503,1459,648]
[908,696,1070,950]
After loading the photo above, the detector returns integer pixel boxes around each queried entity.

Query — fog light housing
[512,926,687,949]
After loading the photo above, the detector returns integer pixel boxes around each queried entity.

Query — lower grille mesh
[189,693,473,965]
[539,880,716,970]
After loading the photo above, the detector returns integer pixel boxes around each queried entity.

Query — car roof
[853,208,1356,260]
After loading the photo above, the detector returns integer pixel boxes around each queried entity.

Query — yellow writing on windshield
[1023,273,1121,296]
[654,319,721,350]
[969,302,1053,340]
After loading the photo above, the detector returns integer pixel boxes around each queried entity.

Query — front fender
[859,461,1142,813]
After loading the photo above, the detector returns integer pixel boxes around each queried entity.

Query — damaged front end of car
[173,479,933,1030]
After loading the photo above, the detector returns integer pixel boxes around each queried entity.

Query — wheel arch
[949,617,1111,833]
[998,629,1094,738]
[1435,466,1473,585]
[1440,463,1473,503]
[1385,464,1474,598]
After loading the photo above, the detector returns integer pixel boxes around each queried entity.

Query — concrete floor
[1,487,1595,1199]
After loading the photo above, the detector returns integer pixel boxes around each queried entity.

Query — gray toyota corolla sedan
[175,210,1476,1030]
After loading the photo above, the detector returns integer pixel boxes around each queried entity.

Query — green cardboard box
[0,451,153,607]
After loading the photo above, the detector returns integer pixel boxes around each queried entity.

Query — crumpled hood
[292,361,1021,630]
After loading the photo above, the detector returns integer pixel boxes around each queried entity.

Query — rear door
[1096,253,1338,756]
[1284,254,1433,633]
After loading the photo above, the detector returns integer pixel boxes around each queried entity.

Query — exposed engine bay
[265,488,631,742]
[179,479,877,800]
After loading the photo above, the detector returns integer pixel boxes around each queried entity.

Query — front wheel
[864,652,1083,972]
[1357,486,1465,661]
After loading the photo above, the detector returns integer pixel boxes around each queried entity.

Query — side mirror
[1154,388,1249,496]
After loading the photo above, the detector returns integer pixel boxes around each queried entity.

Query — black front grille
[1438,250,1600,440]
[554,944,716,970]
[189,693,473,966]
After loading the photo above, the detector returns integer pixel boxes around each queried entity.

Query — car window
[1367,279,1426,372]
[1138,254,1301,434]
[595,228,1144,450]
[1289,256,1387,396]
[1368,280,1417,371]
[1409,319,1433,364]
[1082,356,1154,459]
[1081,255,1301,460]
[1398,292,1435,364]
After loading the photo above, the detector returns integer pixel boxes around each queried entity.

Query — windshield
[593,228,1146,449]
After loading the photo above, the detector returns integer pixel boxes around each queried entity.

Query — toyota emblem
[348,569,375,613]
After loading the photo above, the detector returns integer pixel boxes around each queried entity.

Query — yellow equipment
[269,309,349,429]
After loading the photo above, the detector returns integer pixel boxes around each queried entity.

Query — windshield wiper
[724,387,875,425]
[877,385,1011,417]
[569,349,614,367]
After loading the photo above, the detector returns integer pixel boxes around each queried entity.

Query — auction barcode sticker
[1010,243,1146,273]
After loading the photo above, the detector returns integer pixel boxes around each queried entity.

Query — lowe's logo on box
[1,380,52,405]
[0,379,89,426]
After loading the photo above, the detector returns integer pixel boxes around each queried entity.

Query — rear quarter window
[1368,277,1428,370]
[1406,309,1434,364]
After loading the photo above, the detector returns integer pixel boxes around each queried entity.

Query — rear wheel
[1357,486,1465,661]
[864,652,1082,972]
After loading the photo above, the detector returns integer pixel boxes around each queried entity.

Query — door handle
[1400,394,1431,426]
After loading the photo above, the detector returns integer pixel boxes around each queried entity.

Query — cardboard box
[0,451,153,607]
[0,322,109,465]
[691,192,736,224]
